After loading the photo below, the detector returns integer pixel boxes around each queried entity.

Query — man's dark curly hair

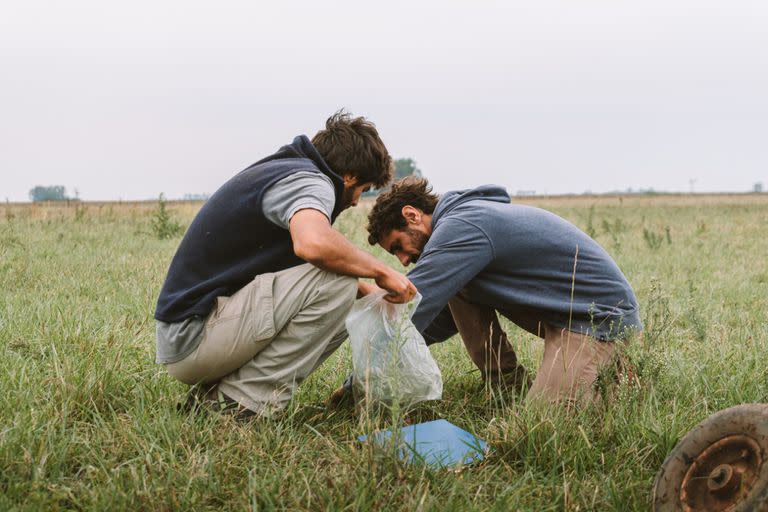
[367,177,440,245]
[312,110,394,189]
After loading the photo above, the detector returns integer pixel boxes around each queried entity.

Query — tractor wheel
[652,403,768,512]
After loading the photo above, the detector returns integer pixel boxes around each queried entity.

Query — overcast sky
[1,0,766,201]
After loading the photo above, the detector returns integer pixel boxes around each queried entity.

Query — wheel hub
[680,435,763,511]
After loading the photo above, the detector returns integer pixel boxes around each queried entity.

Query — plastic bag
[345,290,443,406]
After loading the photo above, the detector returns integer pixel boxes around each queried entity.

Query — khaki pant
[448,295,617,404]
[166,263,357,415]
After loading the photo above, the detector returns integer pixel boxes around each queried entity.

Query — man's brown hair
[312,111,393,189]
[367,177,440,245]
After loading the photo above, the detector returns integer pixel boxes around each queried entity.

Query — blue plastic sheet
[359,419,487,469]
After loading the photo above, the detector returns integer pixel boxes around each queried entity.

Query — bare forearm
[289,208,416,303]
[299,228,388,280]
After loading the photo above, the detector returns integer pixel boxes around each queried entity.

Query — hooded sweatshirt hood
[431,185,511,229]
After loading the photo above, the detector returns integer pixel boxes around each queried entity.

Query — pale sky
[1,0,766,201]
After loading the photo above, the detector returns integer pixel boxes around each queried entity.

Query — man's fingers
[383,293,409,304]
[383,287,408,304]
[376,270,417,303]
[382,282,417,304]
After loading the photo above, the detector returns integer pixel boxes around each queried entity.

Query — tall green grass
[1,196,767,510]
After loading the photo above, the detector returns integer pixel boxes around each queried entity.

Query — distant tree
[754,182,764,193]
[363,158,423,197]
[394,158,423,180]
[29,185,69,202]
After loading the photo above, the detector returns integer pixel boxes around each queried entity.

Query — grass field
[2,194,767,511]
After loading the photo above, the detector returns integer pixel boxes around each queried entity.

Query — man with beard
[155,112,416,418]
[347,177,642,405]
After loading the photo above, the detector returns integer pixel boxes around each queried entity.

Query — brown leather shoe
[325,383,355,409]
[179,384,257,421]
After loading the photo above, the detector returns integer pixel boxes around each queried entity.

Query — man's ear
[401,205,421,225]
[342,174,357,188]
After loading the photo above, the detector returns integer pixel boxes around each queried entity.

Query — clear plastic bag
[346,290,443,406]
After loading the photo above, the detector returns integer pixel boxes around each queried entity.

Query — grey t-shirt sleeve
[262,171,335,229]
[155,317,205,364]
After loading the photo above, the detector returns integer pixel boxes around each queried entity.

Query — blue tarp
[358,419,487,469]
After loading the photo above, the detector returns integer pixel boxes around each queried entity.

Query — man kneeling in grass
[154,112,416,419]
[349,177,642,405]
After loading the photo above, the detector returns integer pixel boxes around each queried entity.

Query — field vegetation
[1,194,767,510]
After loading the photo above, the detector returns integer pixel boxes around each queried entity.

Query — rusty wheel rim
[679,434,763,512]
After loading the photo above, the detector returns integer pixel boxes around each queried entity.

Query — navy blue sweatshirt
[410,186,642,342]
[154,136,344,323]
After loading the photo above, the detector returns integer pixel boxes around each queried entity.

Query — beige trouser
[448,295,617,404]
[166,263,357,415]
